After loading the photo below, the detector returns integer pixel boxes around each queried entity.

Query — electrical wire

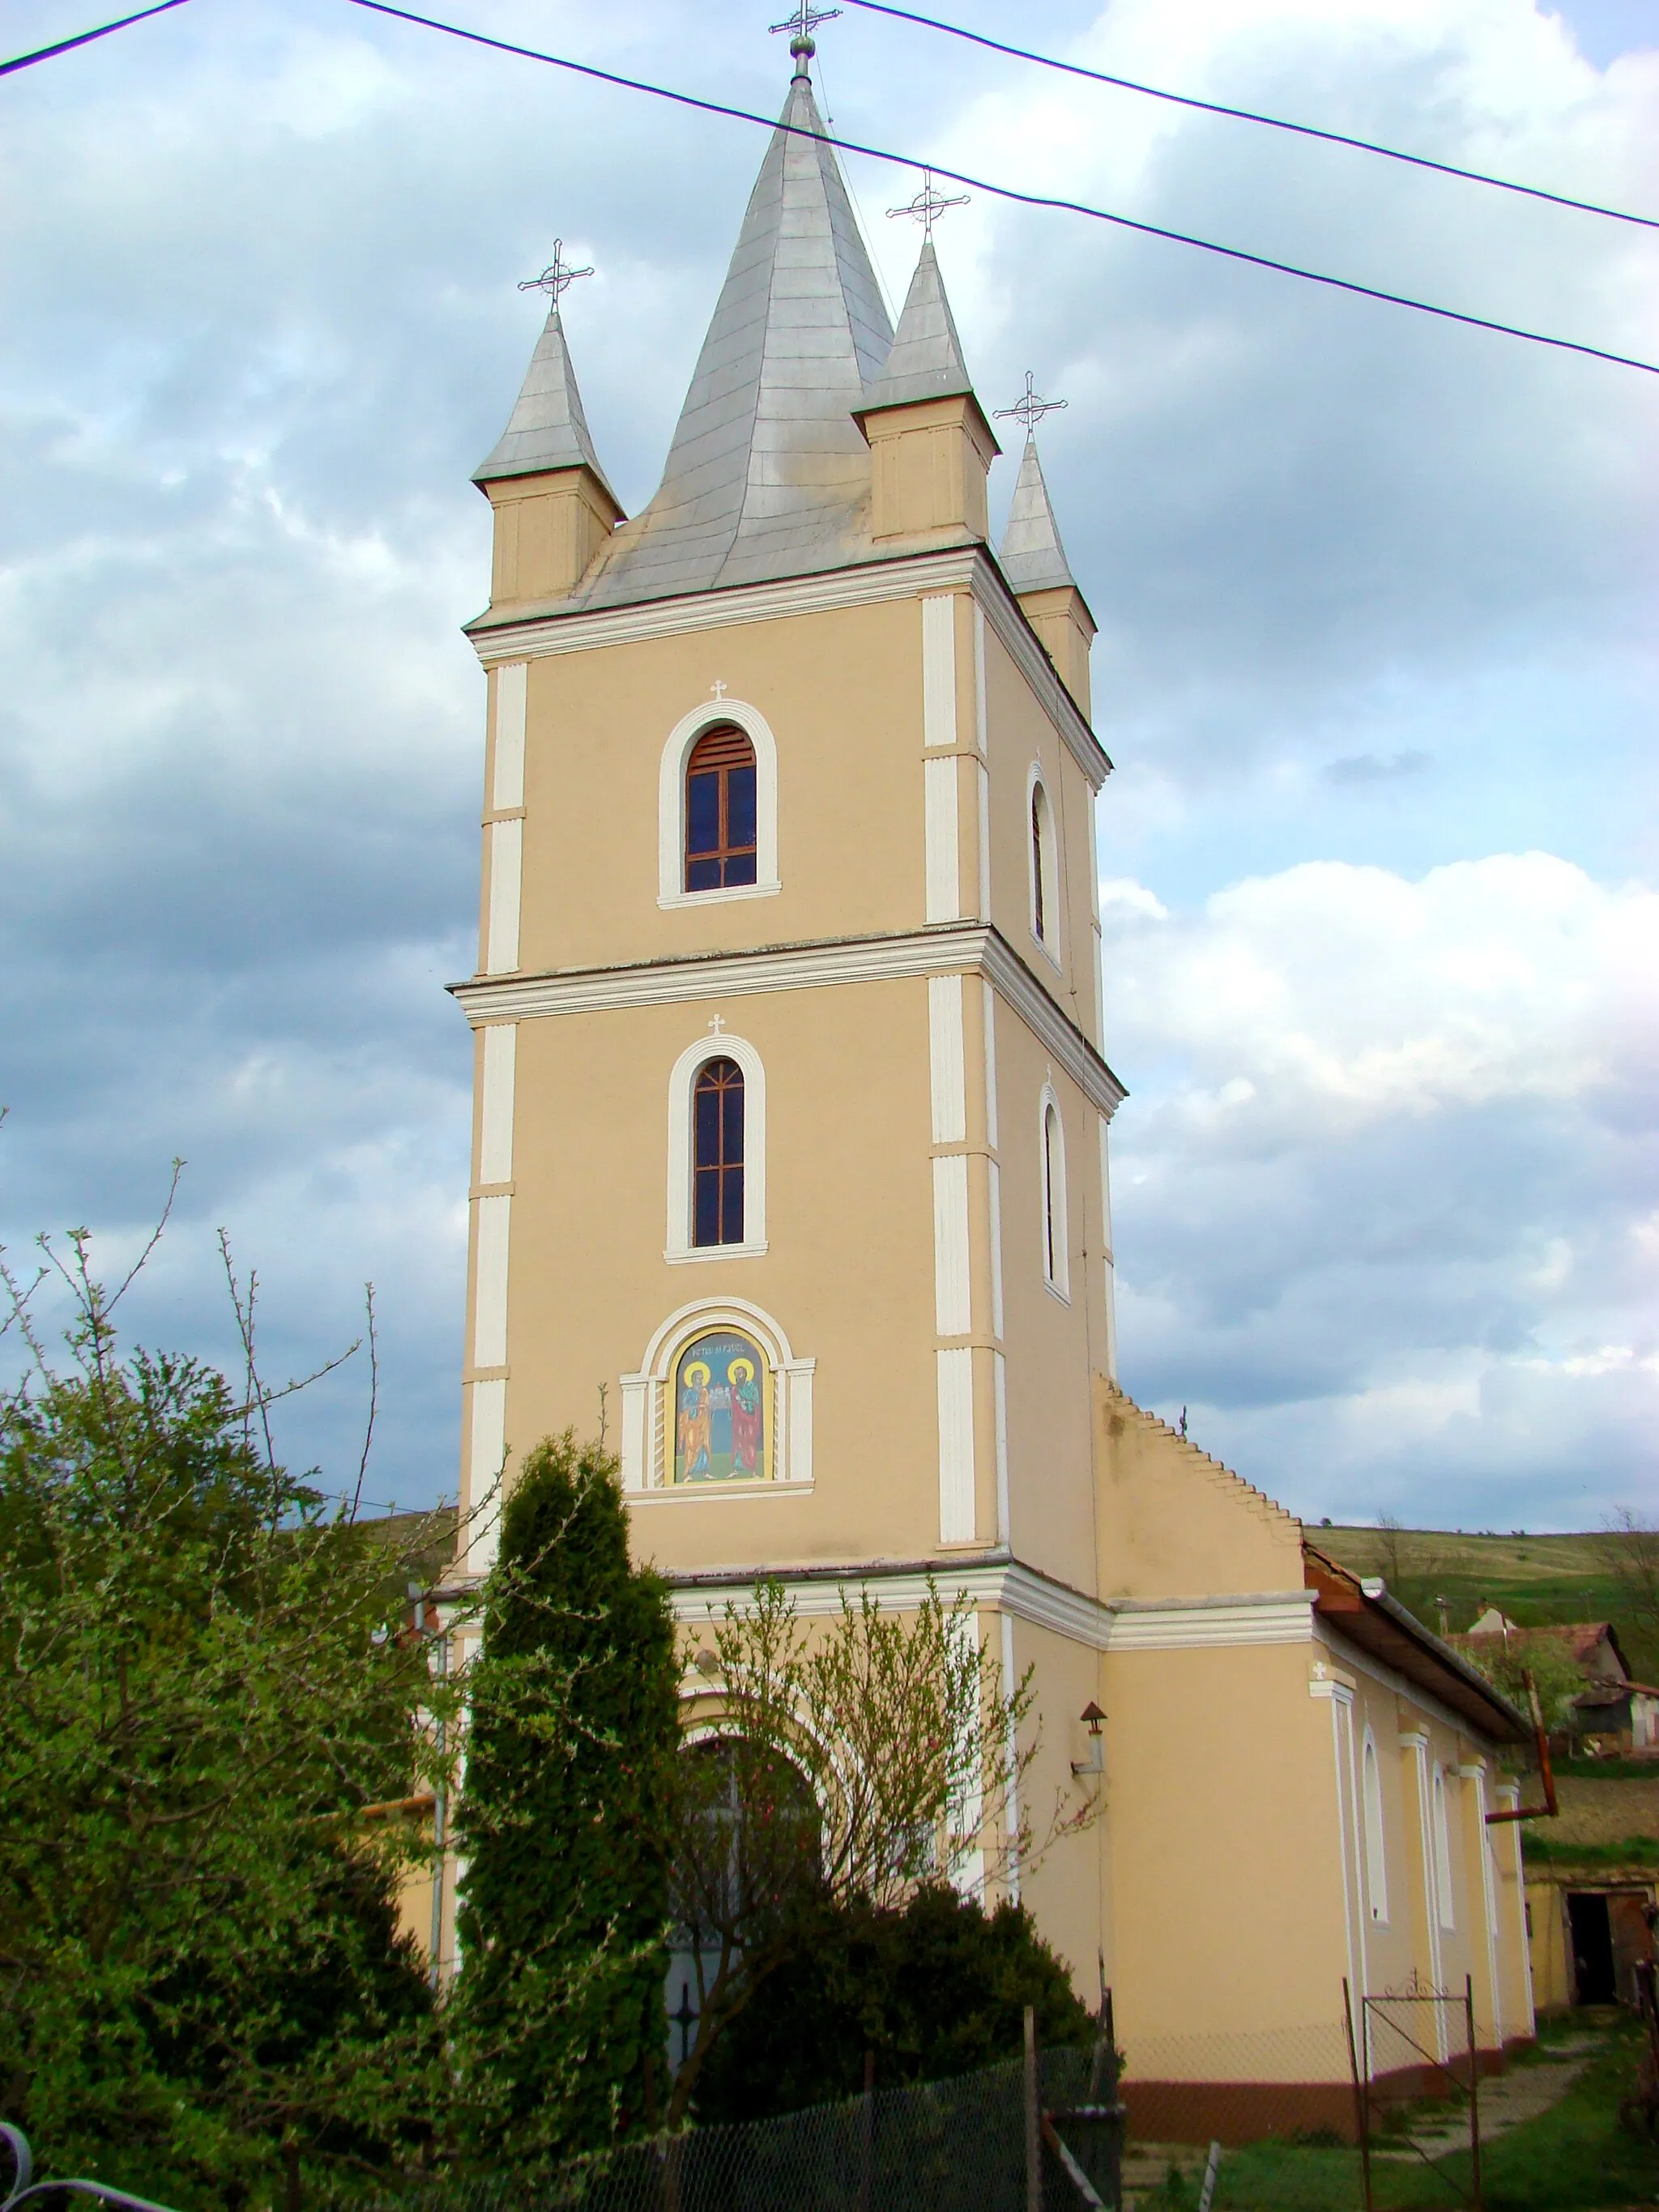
[346,0,1659,379]
[840,0,1659,234]
[2,0,191,78]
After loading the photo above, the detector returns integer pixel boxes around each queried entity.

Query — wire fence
[397,2046,1120,2212]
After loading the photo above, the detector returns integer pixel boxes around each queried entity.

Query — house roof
[1452,1617,1631,1682]
[1304,1546,1531,1743]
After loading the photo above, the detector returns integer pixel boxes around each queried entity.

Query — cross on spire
[770,0,839,72]
[518,239,594,305]
[885,168,970,239]
[995,370,1068,438]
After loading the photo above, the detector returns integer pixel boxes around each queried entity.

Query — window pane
[722,1165,744,1244]
[686,856,722,893]
[687,772,721,858]
[722,1079,744,1166]
[727,765,757,850]
[693,1169,722,1248]
[697,1085,729,1173]
[723,849,758,887]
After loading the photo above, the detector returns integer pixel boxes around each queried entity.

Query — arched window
[693,1058,744,1247]
[1041,1089,1069,1299]
[673,1327,769,1482]
[684,724,757,892]
[1363,1733,1388,1924]
[1029,770,1059,957]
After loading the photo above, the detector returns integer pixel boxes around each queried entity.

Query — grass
[1313,1526,1659,1686]
[1521,1835,1659,1868]
[1131,2015,1659,2212]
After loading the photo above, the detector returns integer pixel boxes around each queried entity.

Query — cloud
[1106,853,1659,1524]
[1324,750,1432,784]
[2,0,1654,1524]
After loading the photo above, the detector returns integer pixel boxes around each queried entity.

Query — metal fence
[407,2044,1121,2212]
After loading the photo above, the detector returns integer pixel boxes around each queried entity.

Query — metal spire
[885,168,970,239]
[995,370,1068,440]
[770,0,839,76]
[517,239,594,305]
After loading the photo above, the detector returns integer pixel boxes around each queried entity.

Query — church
[440,25,1539,2137]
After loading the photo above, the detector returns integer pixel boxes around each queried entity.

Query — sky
[2,0,1655,1531]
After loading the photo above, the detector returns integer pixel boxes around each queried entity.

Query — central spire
[574,70,893,609]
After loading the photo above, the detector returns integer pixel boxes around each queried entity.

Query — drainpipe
[1485,1673,1559,1826]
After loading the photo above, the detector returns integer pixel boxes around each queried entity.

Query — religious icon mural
[673,1330,769,1482]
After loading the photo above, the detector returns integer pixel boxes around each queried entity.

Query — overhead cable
[841,0,1659,233]
[1,0,191,79]
[347,0,1658,379]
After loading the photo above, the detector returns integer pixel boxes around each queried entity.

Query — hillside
[1314,1524,1659,1685]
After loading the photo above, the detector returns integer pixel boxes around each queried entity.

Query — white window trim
[1039,1080,1070,1303]
[666,1028,768,1262]
[658,696,781,908]
[1026,761,1060,969]
[1431,1764,1456,1931]
[620,1296,814,1491]
[1362,1728,1390,1926]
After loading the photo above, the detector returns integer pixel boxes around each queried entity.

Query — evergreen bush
[691,1882,1094,2125]
[454,1430,680,2163]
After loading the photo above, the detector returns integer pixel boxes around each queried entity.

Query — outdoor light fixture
[1071,1702,1106,1778]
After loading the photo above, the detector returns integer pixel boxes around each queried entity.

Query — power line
[347,0,1658,379]
[840,0,1659,234]
[2,0,191,79]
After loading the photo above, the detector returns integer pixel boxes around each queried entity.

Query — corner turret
[998,433,1095,717]
[473,274,622,612]
[855,239,999,547]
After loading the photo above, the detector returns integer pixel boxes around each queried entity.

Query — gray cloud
[3,0,1655,1521]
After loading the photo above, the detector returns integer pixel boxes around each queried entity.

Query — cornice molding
[1315,1616,1501,1750]
[464,547,1111,793]
[451,924,1128,1119]
[663,1560,1317,1655]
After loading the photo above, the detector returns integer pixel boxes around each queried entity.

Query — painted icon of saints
[729,1356,761,1473]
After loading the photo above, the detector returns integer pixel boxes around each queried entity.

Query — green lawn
[1132,2015,1659,2212]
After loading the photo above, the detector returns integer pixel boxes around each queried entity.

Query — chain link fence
[397,2046,1120,2212]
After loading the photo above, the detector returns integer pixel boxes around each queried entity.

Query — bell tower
[452,36,1122,1982]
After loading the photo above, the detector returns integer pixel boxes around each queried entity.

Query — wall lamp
[1071,1701,1106,1778]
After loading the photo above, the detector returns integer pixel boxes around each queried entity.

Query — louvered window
[685,724,758,892]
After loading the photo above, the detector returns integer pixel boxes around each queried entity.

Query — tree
[0,1221,456,2210]
[1458,1626,1585,1732]
[452,1430,680,2167]
[666,1579,1095,2125]
[692,1883,1095,2125]
[1601,1508,1659,1685]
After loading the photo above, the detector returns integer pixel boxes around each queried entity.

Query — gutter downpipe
[1484,1673,1558,1826]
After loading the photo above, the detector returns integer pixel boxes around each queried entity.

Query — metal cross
[886,169,970,238]
[517,239,594,304]
[994,371,1068,437]
[770,0,839,62]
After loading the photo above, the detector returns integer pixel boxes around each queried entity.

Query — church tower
[445,32,1542,2085]
[453,41,1120,1972]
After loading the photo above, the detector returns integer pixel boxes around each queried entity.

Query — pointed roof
[859,238,975,412]
[570,71,893,610]
[998,437,1077,595]
[474,302,616,503]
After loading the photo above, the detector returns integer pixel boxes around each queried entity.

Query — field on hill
[1313,1524,1659,1684]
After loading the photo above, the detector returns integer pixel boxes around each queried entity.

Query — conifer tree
[454,1430,679,2164]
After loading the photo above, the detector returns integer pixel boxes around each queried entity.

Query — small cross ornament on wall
[708,1014,727,1036]
[710,680,727,701]
[518,239,595,303]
